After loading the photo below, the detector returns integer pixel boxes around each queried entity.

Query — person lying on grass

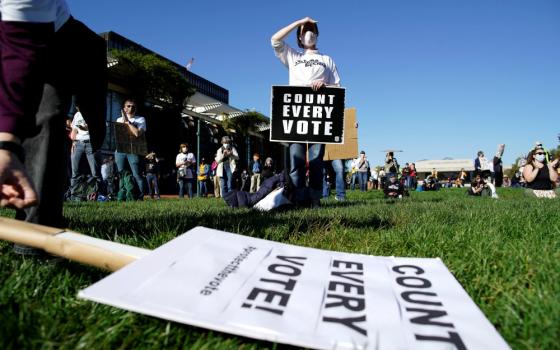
[223,172,292,211]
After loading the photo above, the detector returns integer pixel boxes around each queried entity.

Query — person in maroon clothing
[408,162,417,190]
[0,1,106,254]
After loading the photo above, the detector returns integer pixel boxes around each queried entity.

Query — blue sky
[67,0,560,166]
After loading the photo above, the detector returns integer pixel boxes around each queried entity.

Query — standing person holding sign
[271,17,340,208]
[215,136,238,195]
[356,151,369,192]
[271,17,340,207]
[115,99,146,199]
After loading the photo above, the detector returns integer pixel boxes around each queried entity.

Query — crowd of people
[1,2,559,262]
[50,95,560,205]
[67,120,281,201]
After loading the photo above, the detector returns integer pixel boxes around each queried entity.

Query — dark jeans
[358,171,368,191]
[146,173,159,197]
[199,180,208,197]
[289,143,324,202]
[323,159,346,199]
[15,85,69,227]
[220,163,233,195]
[178,177,194,198]
[350,172,357,190]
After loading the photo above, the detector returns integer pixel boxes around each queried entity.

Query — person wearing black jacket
[384,174,405,199]
[261,157,275,180]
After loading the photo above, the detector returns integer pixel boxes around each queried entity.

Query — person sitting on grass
[384,174,406,199]
[468,174,490,196]
[422,175,439,191]
[468,174,499,198]
[522,146,559,199]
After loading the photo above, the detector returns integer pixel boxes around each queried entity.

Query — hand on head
[300,17,318,25]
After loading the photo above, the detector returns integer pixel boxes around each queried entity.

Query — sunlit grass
[1,188,558,349]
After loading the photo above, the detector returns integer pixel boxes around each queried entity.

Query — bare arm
[549,160,558,182]
[126,123,143,138]
[271,17,316,43]
[120,110,144,138]
[522,164,540,182]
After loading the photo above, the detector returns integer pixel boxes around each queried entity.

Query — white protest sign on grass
[79,227,510,350]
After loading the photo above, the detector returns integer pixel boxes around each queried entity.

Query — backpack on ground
[67,175,99,201]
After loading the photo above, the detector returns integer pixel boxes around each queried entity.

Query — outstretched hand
[0,151,38,209]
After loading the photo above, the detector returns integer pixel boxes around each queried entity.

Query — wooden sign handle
[0,217,141,271]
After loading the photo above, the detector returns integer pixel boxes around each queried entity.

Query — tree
[220,110,268,136]
[110,49,195,112]
[220,110,269,167]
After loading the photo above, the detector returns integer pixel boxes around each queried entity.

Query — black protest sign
[270,86,345,144]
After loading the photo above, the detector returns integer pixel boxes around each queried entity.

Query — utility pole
[196,118,201,197]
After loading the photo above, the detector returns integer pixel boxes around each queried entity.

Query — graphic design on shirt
[294,59,327,68]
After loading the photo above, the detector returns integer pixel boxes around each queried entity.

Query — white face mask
[535,154,545,162]
[223,143,230,149]
[302,31,317,48]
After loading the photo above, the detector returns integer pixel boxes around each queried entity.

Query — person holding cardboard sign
[271,17,340,208]
[115,99,146,199]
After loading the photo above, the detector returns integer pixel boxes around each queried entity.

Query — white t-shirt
[116,115,147,132]
[176,152,196,178]
[71,111,90,141]
[0,0,70,31]
[272,40,340,87]
[477,157,490,171]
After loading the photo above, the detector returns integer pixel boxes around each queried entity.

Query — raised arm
[549,159,559,182]
[271,17,316,43]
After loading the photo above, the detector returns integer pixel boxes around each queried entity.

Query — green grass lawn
[1,188,559,349]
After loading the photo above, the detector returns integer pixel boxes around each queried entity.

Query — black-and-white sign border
[269,85,346,145]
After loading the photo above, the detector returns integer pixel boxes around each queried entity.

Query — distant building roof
[415,159,475,173]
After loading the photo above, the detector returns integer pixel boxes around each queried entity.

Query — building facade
[99,31,285,194]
